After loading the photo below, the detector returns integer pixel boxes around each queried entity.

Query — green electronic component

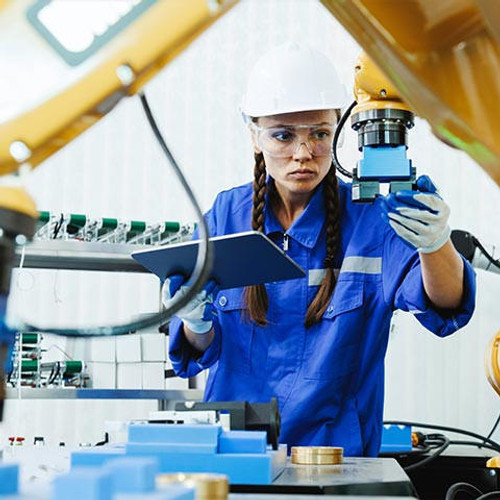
[35,211,51,232]
[162,221,181,234]
[21,333,39,344]
[126,220,147,241]
[98,217,118,237]
[38,211,50,223]
[63,361,83,376]
[101,218,118,230]
[66,213,87,235]
[21,360,38,372]
[130,220,146,233]
[69,214,87,228]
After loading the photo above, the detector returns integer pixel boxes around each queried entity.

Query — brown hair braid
[243,152,269,326]
[304,164,341,327]
[244,155,341,328]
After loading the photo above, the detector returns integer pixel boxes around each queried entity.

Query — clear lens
[255,124,335,158]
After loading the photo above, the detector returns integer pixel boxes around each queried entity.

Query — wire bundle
[384,420,500,499]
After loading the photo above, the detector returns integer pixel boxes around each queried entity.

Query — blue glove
[161,274,219,334]
[380,175,451,253]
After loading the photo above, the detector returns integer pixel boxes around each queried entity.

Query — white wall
[2,0,500,448]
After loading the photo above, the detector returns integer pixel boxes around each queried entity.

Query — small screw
[9,141,31,162]
[116,64,135,86]
[15,235,27,246]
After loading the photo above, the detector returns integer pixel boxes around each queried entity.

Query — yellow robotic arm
[2,1,499,184]
[0,0,237,175]
[321,0,500,187]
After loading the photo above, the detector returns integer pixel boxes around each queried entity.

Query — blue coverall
[169,178,476,456]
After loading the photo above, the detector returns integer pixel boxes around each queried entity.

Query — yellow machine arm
[321,0,500,187]
[0,0,237,176]
[1,0,499,183]
[352,52,412,117]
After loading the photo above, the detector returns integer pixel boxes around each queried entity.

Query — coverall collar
[264,181,326,249]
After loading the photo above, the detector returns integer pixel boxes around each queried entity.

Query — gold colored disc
[157,472,229,499]
[291,446,344,465]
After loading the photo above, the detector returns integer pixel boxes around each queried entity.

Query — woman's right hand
[162,274,219,334]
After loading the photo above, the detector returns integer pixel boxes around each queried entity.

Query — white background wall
[2,0,500,448]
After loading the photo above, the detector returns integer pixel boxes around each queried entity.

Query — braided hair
[305,165,341,327]
[243,152,269,326]
[243,153,342,328]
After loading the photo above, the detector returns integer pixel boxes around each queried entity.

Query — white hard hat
[240,42,350,118]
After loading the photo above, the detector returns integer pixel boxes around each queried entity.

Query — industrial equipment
[173,398,281,450]
[451,230,500,276]
[336,52,416,202]
[0,8,498,495]
[7,332,88,389]
[321,0,500,187]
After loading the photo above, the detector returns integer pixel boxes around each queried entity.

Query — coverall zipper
[283,233,289,251]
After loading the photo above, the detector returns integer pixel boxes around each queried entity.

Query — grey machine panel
[232,457,415,496]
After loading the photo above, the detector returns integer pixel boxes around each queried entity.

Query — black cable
[95,432,109,447]
[480,411,500,449]
[449,440,500,454]
[332,100,357,179]
[404,434,450,471]
[445,482,483,500]
[20,92,214,337]
[472,236,500,270]
[46,364,55,386]
[380,443,432,457]
[384,421,500,453]
[476,492,500,500]
[52,213,64,239]
[47,362,60,385]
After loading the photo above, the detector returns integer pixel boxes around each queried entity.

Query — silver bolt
[15,234,27,246]
[207,0,223,13]
[116,64,135,86]
[9,141,31,162]
[380,89,387,96]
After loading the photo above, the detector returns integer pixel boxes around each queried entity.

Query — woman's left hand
[380,175,451,254]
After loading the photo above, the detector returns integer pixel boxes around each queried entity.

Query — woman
[164,43,476,456]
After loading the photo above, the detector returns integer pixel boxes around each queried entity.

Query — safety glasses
[250,123,335,158]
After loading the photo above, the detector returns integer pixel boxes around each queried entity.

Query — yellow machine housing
[0,0,237,176]
[352,52,412,116]
[485,330,500,398]
[321,0,500,187]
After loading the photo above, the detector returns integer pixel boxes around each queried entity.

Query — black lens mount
[351,108,415,150]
